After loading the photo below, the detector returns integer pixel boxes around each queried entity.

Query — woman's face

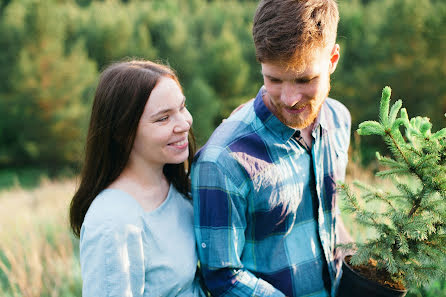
[129,76,192,169]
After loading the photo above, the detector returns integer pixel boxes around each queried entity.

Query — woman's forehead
[144,77,184,116]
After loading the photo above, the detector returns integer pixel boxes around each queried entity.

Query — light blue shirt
[80,183,203,297]
[192,87,351,297]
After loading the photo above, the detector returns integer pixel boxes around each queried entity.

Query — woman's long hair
[69,60,196,237]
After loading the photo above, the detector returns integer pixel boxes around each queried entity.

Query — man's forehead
[261,59,324,78]
[262,45,333,76]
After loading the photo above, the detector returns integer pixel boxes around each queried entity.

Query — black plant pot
[336,257,407,297]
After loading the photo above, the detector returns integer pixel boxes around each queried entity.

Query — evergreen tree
[339,87,446,288]
[1,0,444,172]
[334,0,446,164]
[0,0,97,169]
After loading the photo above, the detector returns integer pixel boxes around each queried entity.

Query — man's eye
[269,78,281,83]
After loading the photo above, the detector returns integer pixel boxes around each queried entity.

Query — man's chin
[282,113,317,130]
[287,120,313,130]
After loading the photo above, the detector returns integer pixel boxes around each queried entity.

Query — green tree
[1,0,444,173]
[0,0,97,169]
[185,78,220,143]
[339,87,446,289]
[333,0,446,164]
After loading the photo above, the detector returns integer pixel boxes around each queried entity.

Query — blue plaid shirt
[192,87,351,297]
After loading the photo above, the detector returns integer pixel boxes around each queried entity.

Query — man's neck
[300,123,315,150]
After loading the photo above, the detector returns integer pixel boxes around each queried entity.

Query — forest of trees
[0,0,445,174]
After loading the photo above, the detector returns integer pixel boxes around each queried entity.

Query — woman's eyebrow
[149,97,186,118]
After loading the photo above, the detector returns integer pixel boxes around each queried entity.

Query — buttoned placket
[316,128,338,284]
[293,127,333,292]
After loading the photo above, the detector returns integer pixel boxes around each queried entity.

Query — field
[0,164,443,296]
[0,179,81,297]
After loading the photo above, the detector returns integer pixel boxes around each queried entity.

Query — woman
[69,60,203,296]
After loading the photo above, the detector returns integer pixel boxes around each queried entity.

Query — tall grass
[0,179,81,297]
[0,164,443,296]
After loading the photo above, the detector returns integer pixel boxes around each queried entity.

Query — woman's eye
[157,116,169,122]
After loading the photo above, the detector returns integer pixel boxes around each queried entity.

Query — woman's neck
[108,161,170,212]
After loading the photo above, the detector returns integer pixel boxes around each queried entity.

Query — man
[192,0,351,296]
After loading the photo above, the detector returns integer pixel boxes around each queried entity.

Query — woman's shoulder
[169,185,193,211]
[82,189,144,229]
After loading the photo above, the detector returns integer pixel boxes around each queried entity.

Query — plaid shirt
[192,87,351,297]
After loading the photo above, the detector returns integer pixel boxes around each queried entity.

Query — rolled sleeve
[192,157,285,297]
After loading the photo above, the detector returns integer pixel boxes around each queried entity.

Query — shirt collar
[253,86,331,143]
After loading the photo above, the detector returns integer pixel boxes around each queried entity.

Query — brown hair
[69,60,196,237]
[253,0,339,70]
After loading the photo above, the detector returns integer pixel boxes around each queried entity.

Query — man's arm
[192,158,285,297]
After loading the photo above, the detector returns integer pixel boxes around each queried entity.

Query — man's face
[261,45,340,129]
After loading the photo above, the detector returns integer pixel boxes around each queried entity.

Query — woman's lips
[168,138,188,149]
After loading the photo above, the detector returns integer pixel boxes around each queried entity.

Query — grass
[0,162,443,296]
[0,178,81,297]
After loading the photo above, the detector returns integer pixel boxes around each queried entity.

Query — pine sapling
[338,86,446,290]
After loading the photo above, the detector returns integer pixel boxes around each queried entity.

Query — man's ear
[329,44,340,74]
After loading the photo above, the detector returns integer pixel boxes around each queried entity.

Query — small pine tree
[338,86,446,289]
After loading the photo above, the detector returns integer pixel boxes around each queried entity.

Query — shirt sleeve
[192,157,285,297]
[80,220,145,297]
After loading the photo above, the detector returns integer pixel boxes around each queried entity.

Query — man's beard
[270,82,330,129]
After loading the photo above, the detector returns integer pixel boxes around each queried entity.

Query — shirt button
[201,242,206,248]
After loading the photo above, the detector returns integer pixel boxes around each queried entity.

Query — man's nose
[280,84,303,107]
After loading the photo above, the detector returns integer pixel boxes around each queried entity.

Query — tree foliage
[0,0,97,169]
[334,0,446,163]
[0,0,444,172]
[339,87,446,288]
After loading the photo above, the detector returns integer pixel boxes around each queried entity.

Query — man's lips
[285,105,307,114]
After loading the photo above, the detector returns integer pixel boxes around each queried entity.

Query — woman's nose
[174,109,192,133]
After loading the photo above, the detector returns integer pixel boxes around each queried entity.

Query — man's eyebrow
[295,74,317,81]
[263,74,281,80]
[149,97,186,118]
[263,73,316,81]
[264,74,276,78]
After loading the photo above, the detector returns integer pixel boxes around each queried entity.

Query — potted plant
[336,87,446,297]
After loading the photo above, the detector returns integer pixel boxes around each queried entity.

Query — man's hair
[253,0,339,70]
